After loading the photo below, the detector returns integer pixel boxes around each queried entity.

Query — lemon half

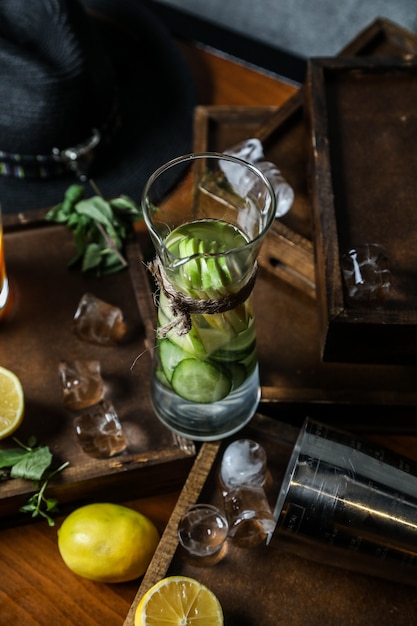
[135,575,224,625]
[0,366,24,440]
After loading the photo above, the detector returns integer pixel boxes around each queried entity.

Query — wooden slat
[123,441,221,626]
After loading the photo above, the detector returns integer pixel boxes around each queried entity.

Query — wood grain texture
[123,442,220,626]
[0,43,296,626]
[306,56,417,363]
[4,20,417,626]
[0,493,179,626]
[126,415,417,626]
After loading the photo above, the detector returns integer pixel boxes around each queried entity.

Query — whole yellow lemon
[57,502,160,583]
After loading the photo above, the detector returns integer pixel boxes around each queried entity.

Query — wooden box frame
[0,212,195,524]
[306,56,417,363]
[194,18,417,301]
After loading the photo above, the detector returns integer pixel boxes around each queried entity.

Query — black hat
[0,0,196,214]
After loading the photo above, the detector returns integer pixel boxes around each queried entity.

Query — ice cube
[224,138,265,163]
[219,439,275,548]
[219,156,260,198]
[341,244,391,307]
[220,439,267,488]
[58,359,104,411]
[256,161,294,218]
[73,293,127,346]
[74,400,127,458]
[221,139,295,218]
[223,485,276,548]
[178,504,229,558]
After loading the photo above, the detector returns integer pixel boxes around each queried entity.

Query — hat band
[0,150,75,179]
[0,99,121,181]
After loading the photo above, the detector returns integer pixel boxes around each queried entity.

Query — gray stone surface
[152,0,417,57]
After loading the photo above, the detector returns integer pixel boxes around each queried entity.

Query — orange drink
[0,209,10,320]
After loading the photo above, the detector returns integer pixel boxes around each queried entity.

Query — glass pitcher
[142,152,276,441]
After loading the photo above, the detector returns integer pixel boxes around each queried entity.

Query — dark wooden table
[0,41,297,626]
[2,37,417,626]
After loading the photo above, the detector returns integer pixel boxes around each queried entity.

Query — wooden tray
[306,56,417,364]
[0,213,195,524]
[192,105,417,422]
[193,105,316,299]
[194,18,417,300]
[124,414,417,626]
[124,203,417,426]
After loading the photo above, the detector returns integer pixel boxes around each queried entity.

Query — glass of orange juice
[0,204,11,320]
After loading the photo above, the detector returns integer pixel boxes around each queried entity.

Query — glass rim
[141,151,277,255]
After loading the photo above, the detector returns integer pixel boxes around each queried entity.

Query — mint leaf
[75,196,115,228]
[0,448,31,468]
[82,242,103,272]
[45,184,85,222]
[1,438,69,525]
[11,446,52,481]
[110,195,142,218]
[19,461,69,526]
[46,182,143,276]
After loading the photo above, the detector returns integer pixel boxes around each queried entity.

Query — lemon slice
[0,366,24,440]
[135,575,224,626]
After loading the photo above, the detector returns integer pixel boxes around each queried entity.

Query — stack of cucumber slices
[155,219,257,404]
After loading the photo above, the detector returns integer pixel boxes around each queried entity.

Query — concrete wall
[151,0,417,57]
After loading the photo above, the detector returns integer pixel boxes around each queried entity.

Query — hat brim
[0,0,196,215]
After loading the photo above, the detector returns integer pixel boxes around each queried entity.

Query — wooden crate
[193,105,316,298]
[0,213,195,524]
[306,56,417,363]
[193,18,417,301]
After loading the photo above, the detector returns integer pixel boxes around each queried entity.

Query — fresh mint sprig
[45,183,142,276]
[20,461,69,526]
[0,438,69,526]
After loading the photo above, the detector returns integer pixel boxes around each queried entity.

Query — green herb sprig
[45,183,142,276]
[0,437,69,526]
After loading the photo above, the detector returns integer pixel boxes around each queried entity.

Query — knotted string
[148,256,258,337]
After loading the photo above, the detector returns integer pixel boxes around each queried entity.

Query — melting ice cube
[224,138,264,163]
[220,439,267,488]
[221,138,294,218]
[223,485,276,548]
[178,504,229,558]
[74,400,127,458]
[341,244,391,307]
[59,359,104,411]
[73,292,127,346]
[256,161,294,218]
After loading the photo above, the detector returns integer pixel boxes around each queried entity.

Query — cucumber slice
[226,362,248,390]
[196,325,233,354]
[159,339,187,382]
[171,358,232,403]
[155,365,170,387]
[167,326,206,357]
[240,346,258,373]
[212,340,256,363]
[198,239,234,294]
[210,240,233,285]
[221,304,252,335]
[199,240,218,293]
[211,324,256,362]
[179,236,201,290]
[157,292,206,357]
